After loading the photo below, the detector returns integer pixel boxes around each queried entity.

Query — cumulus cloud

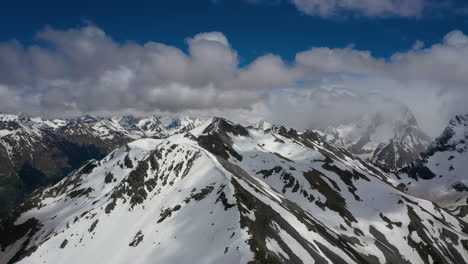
[0,26,289,115]
[290,0,425,18]
[1,25,468,137]
[272,30,468,136]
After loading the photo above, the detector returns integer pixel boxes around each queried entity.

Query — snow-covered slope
[0,113,204,159]
[55,115,204,152]
[0,114,77,216]
[397,114,468,221]
[320,108,431,172]
[0,114,63,160]
[56,115,141,153]
[1,118,467,264]
[0,113,203,217]
[114,115,204,139]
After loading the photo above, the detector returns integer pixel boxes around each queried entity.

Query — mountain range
[1,117,468,264]
[319,108,431,172]
[0,113,203,216]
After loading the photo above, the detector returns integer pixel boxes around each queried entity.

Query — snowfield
[1,117,467,264]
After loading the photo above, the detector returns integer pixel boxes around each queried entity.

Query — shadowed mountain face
[0,114,203,216]
[1,117,467,264]
[320,108,431,172]
[397,114,468,221]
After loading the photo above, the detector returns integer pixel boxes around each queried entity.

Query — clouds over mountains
[0,25,468,136]
[0,26,300,113]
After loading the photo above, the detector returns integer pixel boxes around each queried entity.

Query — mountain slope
[118,115,204,138]
[1,118,467,264]
[320,108,431,171]
[0,114,105,216]
[397,114,468,221]
[0,114,133,217]
[0,113,203,217]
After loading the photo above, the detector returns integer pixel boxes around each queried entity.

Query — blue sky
[1,0,468,64]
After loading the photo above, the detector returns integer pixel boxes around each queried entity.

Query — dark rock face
[56,122,132,154]
[196,117,247,161]
[0,186,44,263]
[399,161,437,180]
[371,127,430,172]
[396,114,468,222]
[400,114,468,181]
[203,117,250,138]
[370,113,431,172]
[423,115,468,159]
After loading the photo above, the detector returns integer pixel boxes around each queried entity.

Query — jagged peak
[116,115,140,124]
[268,124,299,138]
[248,120,301,138]
[3,110,468,264]
[423,114,468,159]
[301,129,322,141]
[80,114,100,123]
[202,117,249,137]
[449,114,468,127]
[251,120,273,131]
[0,113,31,123]
[0,113,21,122]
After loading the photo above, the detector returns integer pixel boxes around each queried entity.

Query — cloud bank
[1,25,468,136]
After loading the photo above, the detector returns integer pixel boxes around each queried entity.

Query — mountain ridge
[319,108,431,172]
[1,117,467,264]
[0,113,203,216]
[397,114,468,221]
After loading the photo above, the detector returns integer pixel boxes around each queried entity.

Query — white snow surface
[1,118,467,264]
[0,113,204,162]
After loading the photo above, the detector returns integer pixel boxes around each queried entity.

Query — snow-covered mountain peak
[0,114,46,147]
[79,114,100,123]
[424,114,468,156]
[0,114,25,123]
[251,120,273,131]
[321,108,431,171]
[0,113,206,217]
[130,115,204,138]
[2,118,467,264]
[0,113,68,135]
[201,117,250,137]
[397,113,468,221]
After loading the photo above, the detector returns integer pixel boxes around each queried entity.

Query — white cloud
[291,0,425,17]
[412,40,425,50]
[0,26,289,114]
[238,54,301,89]
[295,47,385,74]
[187,32,230,47]
[1,25,468,137]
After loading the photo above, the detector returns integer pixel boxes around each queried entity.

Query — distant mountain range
[2,112,468,263]
[318,108,431,172]
[1,117,467,264]
[0,113,203,215]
